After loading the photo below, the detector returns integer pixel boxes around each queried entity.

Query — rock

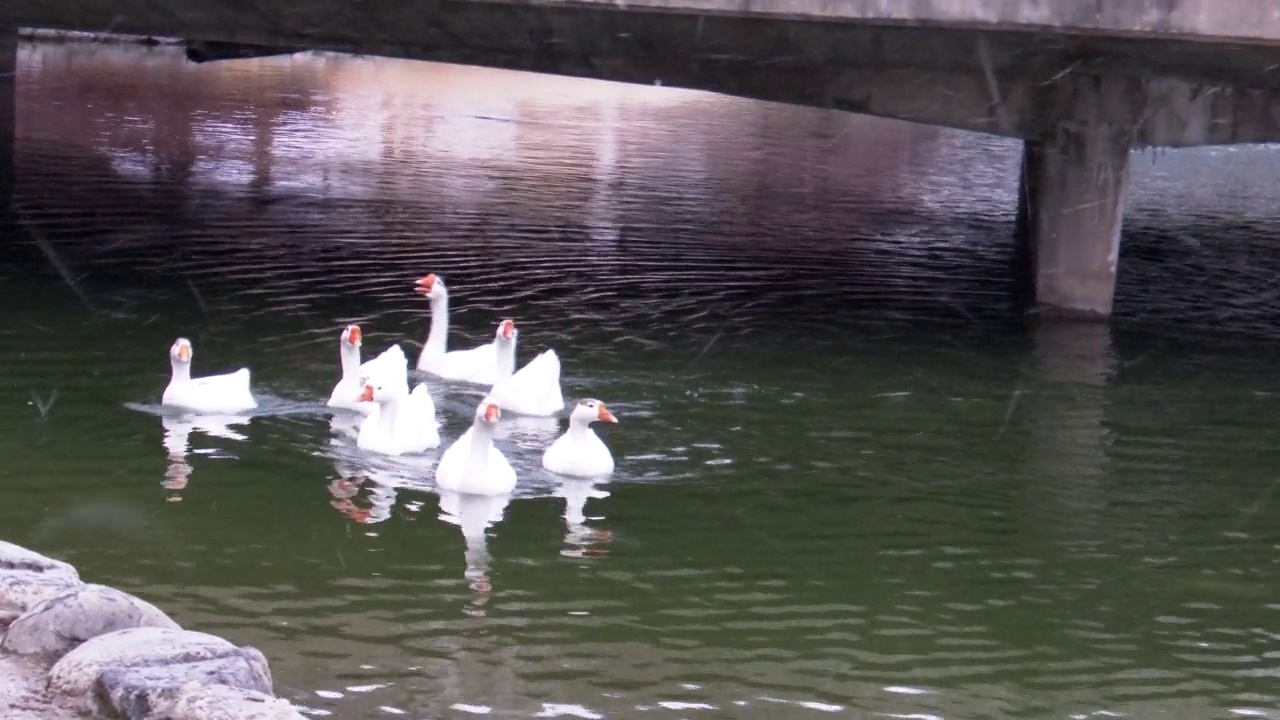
[0,542,82,615]
[1,584,181,660]
[48,627,271,715]
[144,683,306,720]
[0,655,82,719]
[95,650,273,719]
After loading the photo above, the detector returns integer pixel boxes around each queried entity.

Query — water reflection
[1027,321,1115,542]
[158,413,251,501]
[326,470,399,526]
[555,478,613,560]
[437,490,511,617]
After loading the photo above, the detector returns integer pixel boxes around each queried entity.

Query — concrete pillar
[0,28,14,223]
[1021,89,1133,320]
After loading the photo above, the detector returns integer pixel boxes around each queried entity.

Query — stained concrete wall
[8,1,1280,149]
[9,0,1280,45]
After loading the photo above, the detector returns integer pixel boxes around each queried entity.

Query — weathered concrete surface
[1,541,305,720]
[0,29,13,224]
[9,0,1280,46]
[1021,77,1133,320]
[6,2,1280,147]
[2,583,181,660]
[11,1,1280,149]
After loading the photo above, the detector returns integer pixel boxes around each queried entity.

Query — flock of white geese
[158,273,619,497]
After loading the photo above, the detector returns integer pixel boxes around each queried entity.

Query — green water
[1,39,1279,719]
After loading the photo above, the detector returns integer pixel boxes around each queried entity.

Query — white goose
[488,319,565,417]
[436,399,517,496]
[327,324,408,413]
[414,273,501,385]
[542,399,618,477]
[161,338,256,414]
[355,380,441,456]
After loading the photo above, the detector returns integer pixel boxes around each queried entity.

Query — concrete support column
[0,28,14,219]
[1021,79,1133,320]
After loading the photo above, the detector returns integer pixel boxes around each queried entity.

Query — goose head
[495,318,517,343]
[341,324,362,347]
[356,379,401,404]
[414,273,446,301]
[169,338,193,365]
[476,399,501,426]
[572,398,618,425]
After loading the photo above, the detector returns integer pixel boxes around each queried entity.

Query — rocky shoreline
[0,540,305,719]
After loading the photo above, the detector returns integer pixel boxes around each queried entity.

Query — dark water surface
[1,40,1278,719]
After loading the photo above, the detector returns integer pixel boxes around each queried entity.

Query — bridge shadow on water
[6,41,1280,357]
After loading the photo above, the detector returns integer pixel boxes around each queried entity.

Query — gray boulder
[0,541,82,615]
[1,583,181,660]
[129,683,307,720]
[95,650,273,719]
[48,627,272,715]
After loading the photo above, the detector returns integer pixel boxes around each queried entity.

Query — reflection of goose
[325,447,436,524]
[437,489,512,617]
[556,478,613,560]
[161,413,251,454]
[159,413,251,502]
[326,473,399,525]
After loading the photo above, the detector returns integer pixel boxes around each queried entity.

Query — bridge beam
[1021,78,1133,321]
[0,28,12,198]
[0,27,13,249]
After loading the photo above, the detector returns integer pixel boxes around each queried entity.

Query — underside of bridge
[5,2,1280,318]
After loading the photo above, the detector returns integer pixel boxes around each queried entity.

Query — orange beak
[499,319,515,340]
[357,385,374,403]
[176,343,191,362]
[597,403,618,423]
[414,273,436,295]
[346,325,362,345]
[483,403,500,423]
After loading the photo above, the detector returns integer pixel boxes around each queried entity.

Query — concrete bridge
[5,1,1280,319]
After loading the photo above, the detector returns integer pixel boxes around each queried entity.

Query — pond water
[0,39,1277,719]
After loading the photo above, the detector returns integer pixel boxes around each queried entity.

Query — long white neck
[495,336,517,379]
[424,292,450,358]
[567,418,595,442]
[468,419,494,471]
[339,342,361,381]
[170,358,191,383]
[376,396,401,434]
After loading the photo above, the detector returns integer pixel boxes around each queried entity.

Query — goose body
[414,274,501,385]
[355,381,441,456]
[327,324,409,413]
[488,319,565,417]
[161,338,257,414]
[436,399,517,496]
[542,399,618,477]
